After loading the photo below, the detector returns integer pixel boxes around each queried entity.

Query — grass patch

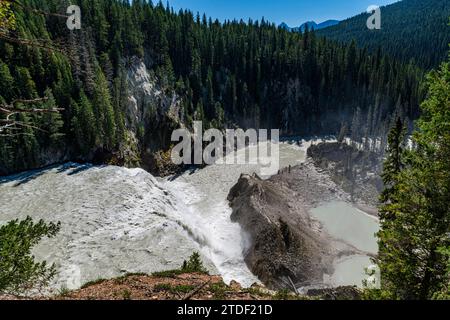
[274,289,310,300]
[209,282,227,299]
[81,278,107,289]
[121,289,131,300]
[114,272,148,284]
[57,286,70,297]
[172,284,195,294]
[245,287,271,298]
[151,269,185,278]
[154,283,173,292]
[274,289,291,300]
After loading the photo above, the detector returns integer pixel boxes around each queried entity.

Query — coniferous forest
[0,0,425,174]
[318,0,450,70]
[0,0,449,303]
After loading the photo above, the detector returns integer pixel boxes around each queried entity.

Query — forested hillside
[0,0,425,175]
[318,0,450,69]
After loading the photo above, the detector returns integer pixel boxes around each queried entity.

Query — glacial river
[310,201,380,287]
[0,138,379,291]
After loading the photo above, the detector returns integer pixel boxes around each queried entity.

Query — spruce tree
[379,117,406,218]
[92,67,117,149]
[377,52,450,299]
[39,88,64,146]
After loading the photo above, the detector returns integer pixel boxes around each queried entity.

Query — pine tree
[0,60,14,101]
[379,117,406,218]
[0,1,16,32]
[0,0,426,174]
[377,52,450,299]
[92,67,117,149]
[39,88,64,146]
[71,91,96,154]
[0,217,60,295]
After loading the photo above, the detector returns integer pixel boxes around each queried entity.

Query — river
[310,201,380,287]
[0,138,379,291]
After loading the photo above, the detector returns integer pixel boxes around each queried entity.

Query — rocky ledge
[227,170,334,290]
[307,142,383,207]
[227,159,371,291]
[0,272,361,301]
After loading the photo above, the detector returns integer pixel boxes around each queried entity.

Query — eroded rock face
[227,173,333,290]
[125,57,183,175]
[307,142,383,206]
[126,57,181,130]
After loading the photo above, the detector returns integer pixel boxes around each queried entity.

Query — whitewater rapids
[0,140,312,291]
[0,164,220,290]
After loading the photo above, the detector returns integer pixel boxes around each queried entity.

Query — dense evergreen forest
[318,0,450,70]
[0,0,426,174]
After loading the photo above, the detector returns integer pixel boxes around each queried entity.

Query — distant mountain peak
[279,22,290,30]
[279,20,339,32]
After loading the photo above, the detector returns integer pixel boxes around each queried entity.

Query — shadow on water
[168,166,201,181]
[61,163,96,176]
[0,169,48,187]
[0,162,96,186]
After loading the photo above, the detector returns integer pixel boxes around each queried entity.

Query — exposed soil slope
[0,272,361,300]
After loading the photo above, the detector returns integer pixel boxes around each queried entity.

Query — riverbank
[307,142,383,209]
[0,272,362,301]
[227,152,381,290]
[227,159,376,289]
[0,139,381,296]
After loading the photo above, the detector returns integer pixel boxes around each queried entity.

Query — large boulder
[227,173,333,290]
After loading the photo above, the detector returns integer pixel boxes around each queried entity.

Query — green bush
[0,216,60,295]
[181,252,208,274]
[152,252,208,278]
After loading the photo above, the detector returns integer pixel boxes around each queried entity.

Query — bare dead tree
[0,31,67,53]
[0,98,64,136]
[0,1,73,136]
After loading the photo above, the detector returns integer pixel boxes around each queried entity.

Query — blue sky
[165,0,399,26]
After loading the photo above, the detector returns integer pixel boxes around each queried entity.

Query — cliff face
[227,173,334,290]
[90,56,184,174]
[125,57,182,131]
[123,57,183,175]
[307,142,383,207]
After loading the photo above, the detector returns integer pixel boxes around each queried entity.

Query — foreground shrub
[0,217,60,295]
